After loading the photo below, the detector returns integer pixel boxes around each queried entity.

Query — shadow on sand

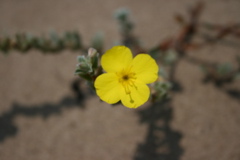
[134,99,183,160]
[0,79,86,142]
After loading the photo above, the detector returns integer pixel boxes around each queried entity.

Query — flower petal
[131,54,159,84]
[94,73,121,104]
[120,80,150,108]
[101,46,133,73]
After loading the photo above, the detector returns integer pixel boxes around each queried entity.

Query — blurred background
[0,0,240,160]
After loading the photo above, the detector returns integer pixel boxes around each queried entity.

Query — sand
[0,0,240,160]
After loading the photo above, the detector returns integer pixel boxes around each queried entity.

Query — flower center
[122,75,129,80]
[119,71,136,84]
[118,67,137,103]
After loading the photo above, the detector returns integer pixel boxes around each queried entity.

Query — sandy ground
[0,0,240,160]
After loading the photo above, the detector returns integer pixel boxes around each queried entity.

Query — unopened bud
[88,48,98,58]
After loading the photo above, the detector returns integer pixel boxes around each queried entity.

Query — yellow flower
[94,46,159,108]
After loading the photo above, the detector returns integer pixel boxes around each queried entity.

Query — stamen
[124,83,131,94]
[118,66,137,104]
[128,80,138,90]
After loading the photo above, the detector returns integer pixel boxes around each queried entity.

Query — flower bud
[88,48,98,58]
